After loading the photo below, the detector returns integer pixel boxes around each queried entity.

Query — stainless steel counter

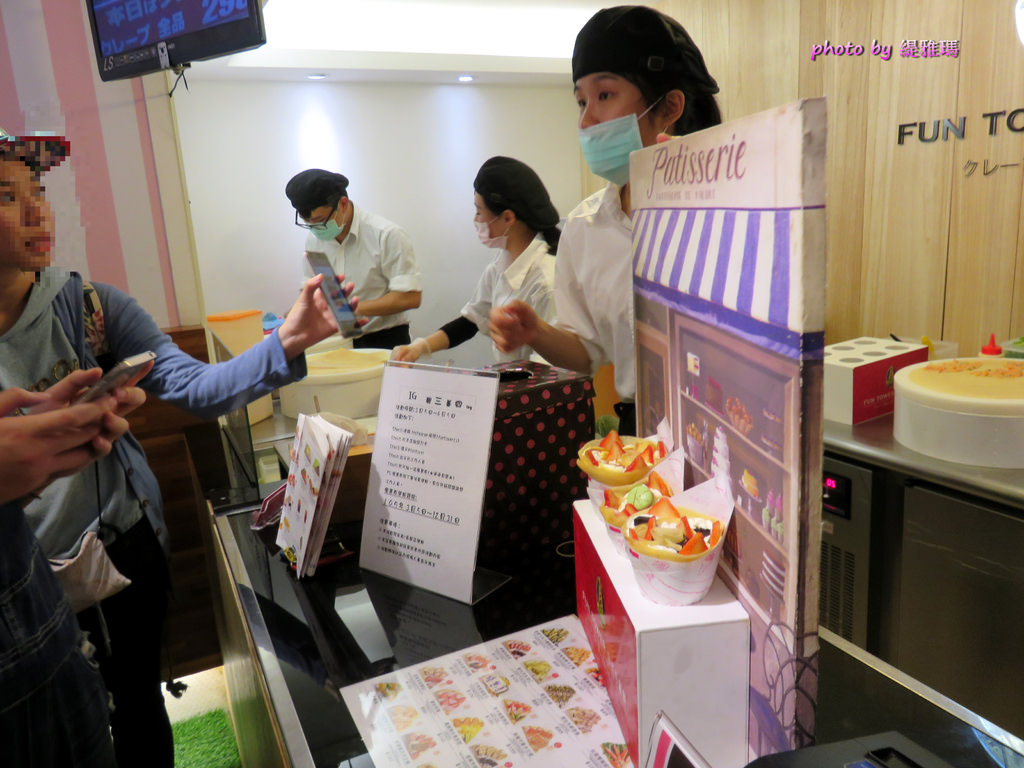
[249,402,301,447]
[824,415,1024,510]
[249,399,377,466]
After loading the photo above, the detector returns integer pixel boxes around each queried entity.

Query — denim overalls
[0,502,116,766]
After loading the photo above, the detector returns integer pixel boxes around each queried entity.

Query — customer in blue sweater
[0,128,361,767]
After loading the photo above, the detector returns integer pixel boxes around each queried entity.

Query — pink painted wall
[1,0,181,326]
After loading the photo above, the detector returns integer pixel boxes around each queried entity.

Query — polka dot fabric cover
[477,362,595,572]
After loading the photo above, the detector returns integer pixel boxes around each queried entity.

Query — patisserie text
[645,133,746,196]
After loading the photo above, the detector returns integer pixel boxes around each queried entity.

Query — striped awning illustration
[633,206,814,333]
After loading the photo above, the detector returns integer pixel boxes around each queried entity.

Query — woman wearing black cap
[393,156,561,364]
[489,5,721,435]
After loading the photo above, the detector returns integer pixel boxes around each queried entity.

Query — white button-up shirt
[303,204,422,335]
[554,183,635,401]
[461,236,556,362]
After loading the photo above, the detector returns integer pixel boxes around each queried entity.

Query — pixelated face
[0,157,53,272]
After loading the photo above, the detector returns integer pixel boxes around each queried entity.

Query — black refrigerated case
[821,417,1024,740]
[896,483,1024,737]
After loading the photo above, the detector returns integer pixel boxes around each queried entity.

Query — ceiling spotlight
[307,73,327,80]
[457,75,474,83]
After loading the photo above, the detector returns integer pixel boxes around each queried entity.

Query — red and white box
[823,337,928,424]
[574,501,749,768]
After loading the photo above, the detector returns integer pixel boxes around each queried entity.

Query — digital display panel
[822,471,851,519]
[86,0,265,81]
[91,0,250,57]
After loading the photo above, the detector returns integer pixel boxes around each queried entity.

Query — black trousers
[353,323,410,350]
[77,518,173,768]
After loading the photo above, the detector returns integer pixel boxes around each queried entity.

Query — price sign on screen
[91,0,250,56]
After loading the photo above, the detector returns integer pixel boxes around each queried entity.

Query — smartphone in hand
[305,251,362,338]
[75,351,156,404]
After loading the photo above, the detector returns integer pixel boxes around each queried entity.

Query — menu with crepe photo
[276,413,353,577]
[341,615,634,768]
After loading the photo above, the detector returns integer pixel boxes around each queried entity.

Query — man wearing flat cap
[286,169,422,349]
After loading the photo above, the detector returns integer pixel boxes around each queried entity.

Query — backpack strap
[82,280,116,372]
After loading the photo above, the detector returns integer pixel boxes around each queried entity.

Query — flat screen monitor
[86,0,266,82]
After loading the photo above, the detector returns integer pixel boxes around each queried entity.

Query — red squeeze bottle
[980,333,1003,356]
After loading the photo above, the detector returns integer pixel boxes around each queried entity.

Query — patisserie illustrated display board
[360,363,500,603]
[629,99,826,759]
[341,615,633,768]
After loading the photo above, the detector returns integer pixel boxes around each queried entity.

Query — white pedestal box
[574,501,749,768]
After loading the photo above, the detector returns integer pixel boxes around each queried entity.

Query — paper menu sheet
[341,615,633,768]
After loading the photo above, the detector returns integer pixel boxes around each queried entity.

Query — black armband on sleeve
[439,316,478,349]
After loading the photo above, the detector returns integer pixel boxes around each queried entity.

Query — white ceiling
[188,0,608,85]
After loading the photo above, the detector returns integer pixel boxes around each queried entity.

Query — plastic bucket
[280,348,389,419]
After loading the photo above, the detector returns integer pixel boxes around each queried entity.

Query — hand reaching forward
[488,300,540,354]
[278,274,367,360]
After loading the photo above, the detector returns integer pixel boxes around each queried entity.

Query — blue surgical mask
[577,100,660,186]
[311,216,344,241]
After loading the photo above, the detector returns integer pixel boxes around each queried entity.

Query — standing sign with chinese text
[360,363,500,603]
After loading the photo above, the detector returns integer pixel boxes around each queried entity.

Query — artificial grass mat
[172,708,241,768]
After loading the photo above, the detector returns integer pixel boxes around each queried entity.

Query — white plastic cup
[623,514,727,606]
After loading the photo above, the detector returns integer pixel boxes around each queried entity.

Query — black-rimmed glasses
[295,199,339,230]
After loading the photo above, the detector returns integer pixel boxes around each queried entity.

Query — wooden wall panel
[728,0,801,119]
[680,0,730,116]
[649,0,726,126]
[945,0,1024,349]
[652,1,710,87]
[858,0,962,342]
[658,0,801,124]
[817,1,871,343]
[797,0,825,102]
[133,326,223,679]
